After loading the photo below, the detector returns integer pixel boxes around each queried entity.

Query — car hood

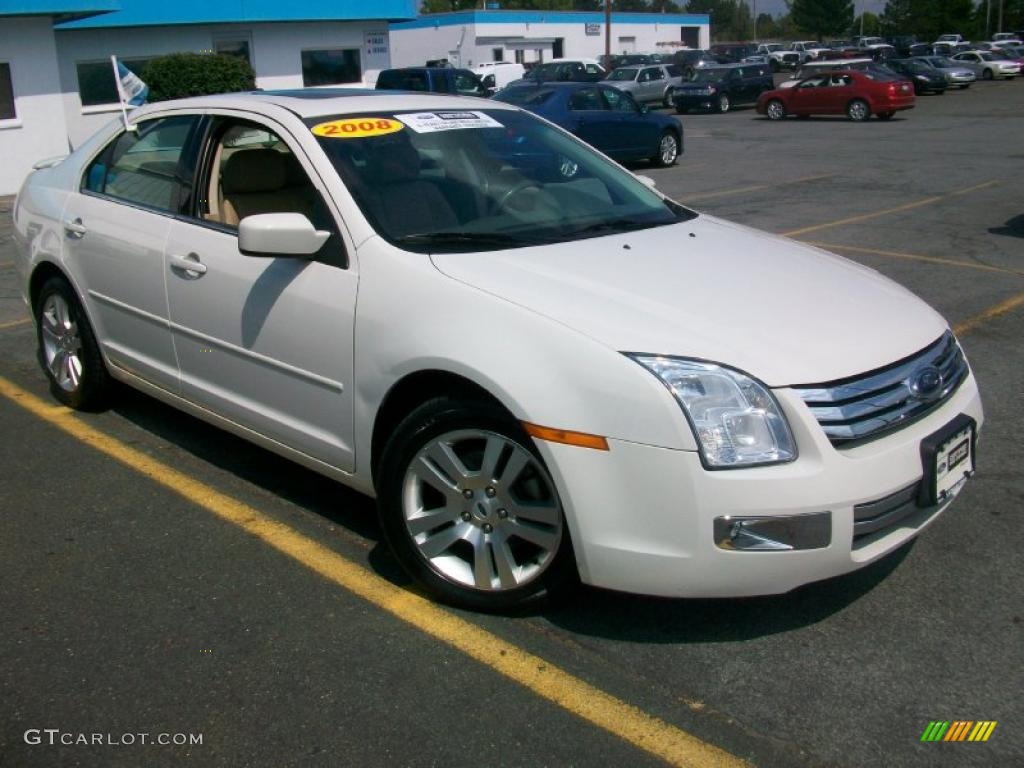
[430,215,947,387]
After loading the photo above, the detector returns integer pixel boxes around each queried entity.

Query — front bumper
[536,372,982,598]
[673,93,722,110]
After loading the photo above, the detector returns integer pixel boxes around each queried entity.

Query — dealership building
[390,10,711,69]
[0,3,709,195]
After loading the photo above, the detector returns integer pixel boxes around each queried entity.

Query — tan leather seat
[220,149,315,227]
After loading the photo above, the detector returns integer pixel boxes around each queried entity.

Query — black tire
[376,396,577,612]
[959,84,970,89]
[675,104,689,114]
[35,276,111,410]
[717,93,731,113]
[846,98,870,121]
[982,68,993,80]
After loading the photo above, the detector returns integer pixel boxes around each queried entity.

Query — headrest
[365,140,421,185]
[222,149,287,193]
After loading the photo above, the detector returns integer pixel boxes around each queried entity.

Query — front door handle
[64,218,87,238]
[169,252,207,277]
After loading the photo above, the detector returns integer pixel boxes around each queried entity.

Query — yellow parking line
[782,180,998,237]
[680,174,832,203]
[953,290,1024,337]
[0,260,14,269]
[0,317,31,330]
[801,242,1024,277]
[0,374,748,768]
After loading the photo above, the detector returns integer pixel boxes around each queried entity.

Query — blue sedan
[493,82,682,166]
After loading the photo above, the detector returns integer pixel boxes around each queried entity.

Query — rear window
[377,71,429,91]
[495,86,556,107]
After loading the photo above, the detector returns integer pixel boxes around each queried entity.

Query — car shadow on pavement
[989,213,1024,238]
[539,542,914,642]
[110,385,382,542]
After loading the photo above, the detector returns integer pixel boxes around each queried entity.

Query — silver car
[913,56,977,88]
[604,64,683,106]
[950,50,1021,79]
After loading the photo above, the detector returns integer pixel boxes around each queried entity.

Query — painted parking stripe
[0,317,31,330]
[0,374,749,768]
[953,290,1024,337]
[781,181,998,237]
[679,174,833,203]
[800,242,1024,278]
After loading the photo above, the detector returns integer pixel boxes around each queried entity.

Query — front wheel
[766,99,786,120]
[982,68,993,80]
[653,130,679,167]
[717,93,731,113]
[662,87,674,108]
[35,276,111,410]
[376,397,576,611]
[846,98,870,121]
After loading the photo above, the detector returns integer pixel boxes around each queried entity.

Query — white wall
[391,21,710,69]
[55,21,392,147]
[0,17,71,195]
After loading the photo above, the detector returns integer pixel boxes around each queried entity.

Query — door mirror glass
[238,213,331,257]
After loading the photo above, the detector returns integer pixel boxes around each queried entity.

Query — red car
[756,70,915,121]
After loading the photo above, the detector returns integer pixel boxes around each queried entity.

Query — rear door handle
[64,218,87,238]
[169,253,207,277]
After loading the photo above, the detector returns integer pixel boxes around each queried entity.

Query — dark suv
[671,64,774,113]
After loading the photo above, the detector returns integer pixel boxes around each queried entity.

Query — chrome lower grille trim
[793,331,968,446]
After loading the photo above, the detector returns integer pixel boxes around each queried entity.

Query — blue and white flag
[111,55,148,107]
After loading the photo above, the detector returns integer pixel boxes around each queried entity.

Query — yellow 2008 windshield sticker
[311,118,404,138]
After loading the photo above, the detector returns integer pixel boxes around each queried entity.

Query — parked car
[780,58,875,87]
[913,56,977,88]
[753,42,801,71]
[671,63,774,113]
[517,58,607,84]
[672,48,726,78]
[711,43,757,63]
[887,35,919,55]
[494,82,682,166]
[471,61,526,89]
[857,36,888,50]
[886,59,948,94]
[788,40,830,63]
[991,49,1024,69]
[908,43,935,57]
[870,45,899,61]
[603,64,683,106]
[992,32,1023,43]
[935,34,968,46]
[376,67,492,97]
[14,89,980,610]
[757,69,915,121]
[950,50,1021,79]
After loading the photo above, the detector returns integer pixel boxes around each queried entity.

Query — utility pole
[986,0,992,39]
[998,0,1004,34]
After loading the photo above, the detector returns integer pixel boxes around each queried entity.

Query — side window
[585,64,601,76]
[798,76,828,89]
[82,115,198,213]
[648,68,665,81]
[198,119,345,266]
[453,72,482,95]
[569,88,605,111]
[602,88,638,112]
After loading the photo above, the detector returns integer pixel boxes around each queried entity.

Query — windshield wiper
[555,218,659,239]
[395,231,540,250]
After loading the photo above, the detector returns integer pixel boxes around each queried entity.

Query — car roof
[129,89,517,120]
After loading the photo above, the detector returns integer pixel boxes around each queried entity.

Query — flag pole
[111,55,136,132]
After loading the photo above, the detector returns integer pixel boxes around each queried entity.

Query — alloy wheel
[40,294,83,392]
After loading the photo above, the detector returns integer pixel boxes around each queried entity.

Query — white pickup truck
[788,41,830,63]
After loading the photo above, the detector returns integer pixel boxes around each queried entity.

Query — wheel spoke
[424,441,471,486]
[506,519,559,551]
[491,533,519,589]
[413,455,461,499]
[54,298,70,330]
[406,505,461,536]
[471,530,495,589]
[508,498,560,526]
[418,521,470,558]
[66,354,82,388]
[480,436,505,482]
[497,448,529,487]
[49,349,66,380]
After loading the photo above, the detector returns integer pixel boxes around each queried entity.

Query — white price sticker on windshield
[397,111,503,133]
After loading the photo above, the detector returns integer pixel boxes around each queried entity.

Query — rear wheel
[653,130,679,167]
[982,68,994,80]
[35,276,111,410]
[846,98,870,121]
[376,397,575,611]
[766,99,786,120]
[717,93,731,113]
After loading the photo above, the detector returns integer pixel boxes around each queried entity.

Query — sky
[751,0,887,18]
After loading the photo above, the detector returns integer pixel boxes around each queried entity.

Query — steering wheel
[495,180,544,212]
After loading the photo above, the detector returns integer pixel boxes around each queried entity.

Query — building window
[215,37,251,65]
[76,59,150,107]
[0,63,15,120]
[301,49,361,87]
[553,38,564,59]
[492,48,504,62]
[514,49,524,64]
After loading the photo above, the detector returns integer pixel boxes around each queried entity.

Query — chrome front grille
[793,332,969,446]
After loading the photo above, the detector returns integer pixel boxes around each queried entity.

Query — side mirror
[636,174,657,189]
[238,213,331,257]
[639,103,649,114]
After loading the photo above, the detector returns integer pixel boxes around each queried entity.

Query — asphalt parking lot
[1,78,1022,768]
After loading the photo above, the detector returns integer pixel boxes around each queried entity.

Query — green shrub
[142,53,255,102]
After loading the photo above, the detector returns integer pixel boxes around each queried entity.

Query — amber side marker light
[522,422,609,451]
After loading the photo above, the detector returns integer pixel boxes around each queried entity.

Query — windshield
[607,68,638,81]
[690,68,727,83]
[979,53,997,61]
[306,109,693,253]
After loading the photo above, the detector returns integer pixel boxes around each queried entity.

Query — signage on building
[585,23,601,36]
[364,30,388,57]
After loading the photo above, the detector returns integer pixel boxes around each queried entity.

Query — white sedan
[951,50,1021,79]
[12,90,982,610]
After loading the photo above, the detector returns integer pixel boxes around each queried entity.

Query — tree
[143,53,255,102]
[879,0,912,35]
[789,0,854,38]
[854,11,881,35]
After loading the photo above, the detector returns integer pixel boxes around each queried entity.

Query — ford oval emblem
[908,365,944,401]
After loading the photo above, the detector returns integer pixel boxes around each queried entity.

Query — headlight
[629,356,797,469]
